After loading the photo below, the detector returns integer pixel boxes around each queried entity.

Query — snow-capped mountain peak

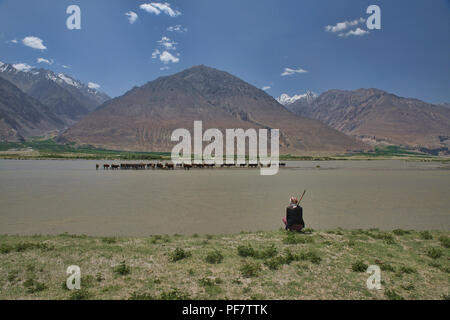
[0,62,7,73]
[0,62,91,91]
[57,73,80,88]
[0,61,110,112]
[276,91,317,105]
[12,63,34,73]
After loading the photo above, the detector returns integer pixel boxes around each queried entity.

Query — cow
[165,163,174,170]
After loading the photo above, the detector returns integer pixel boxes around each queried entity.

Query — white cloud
[339,28,370,37]
[281,67,308,76]
[167,24,187,33]
[152,49,161,59]
[157,36,177,50]
[262,86,271,90]
[61,65,71,69]
[12,63,33,72]
[150,2,181,17]
[160,66,169,70]
[22,36,47,50]
[152,34,181,65]
[9,39,18,44]
[140,3,160,15]
[140,2,181,17]
[88,82,101,90]
[159,51,179,64]
[325,18,365,33]
[125,11,138,24]
[37,58,53,65]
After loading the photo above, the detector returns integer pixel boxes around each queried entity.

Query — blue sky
[0,0,449,103]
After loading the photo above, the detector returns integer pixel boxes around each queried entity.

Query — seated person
[282,197,305,232]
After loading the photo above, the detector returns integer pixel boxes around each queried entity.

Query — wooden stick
[298,190,306,203]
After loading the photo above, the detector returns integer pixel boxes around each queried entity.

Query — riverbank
[1,229,448,300]
[1,139,448,162]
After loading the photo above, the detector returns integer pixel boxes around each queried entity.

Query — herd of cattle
[96,162,286,170]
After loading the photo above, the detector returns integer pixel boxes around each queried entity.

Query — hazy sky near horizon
[0,0,449,103]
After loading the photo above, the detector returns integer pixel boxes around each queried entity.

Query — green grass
[0,138,170,160]
[284,146,449,161]
[439,236,450,248]
[352,261,369,272]
[240,261,262,278]
[384,289,404,300]
[205,250,224,264]
[339,146,431,158]
[1,139,447,162]
[69,288,91,300]
[426,247,443,259]
[0,229,448,300]
[169,248,192,262]
[420,231,433,240]
[113,261,131,276]
[23,278,47,293]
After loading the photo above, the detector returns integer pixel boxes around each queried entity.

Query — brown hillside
[60,66,365,154]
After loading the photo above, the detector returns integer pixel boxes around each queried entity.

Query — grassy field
[0,139,448,162]
[0,139,171,160]
[284,146,449,162]
[0,229,448,300]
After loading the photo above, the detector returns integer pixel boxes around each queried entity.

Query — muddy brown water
[0,160,449,235]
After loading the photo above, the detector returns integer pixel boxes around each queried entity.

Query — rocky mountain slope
[0,77,64,141]
[60,65,365,154]
[0,62,109,125]
[278,88,450,153]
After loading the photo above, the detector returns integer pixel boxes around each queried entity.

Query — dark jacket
[285,205,305,230]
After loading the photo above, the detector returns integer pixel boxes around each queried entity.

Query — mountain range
[277,89,450,154]
[0,61,109,126]
[60,65,365,154]
[0,77,64,141]
[277,91,318,108]
[1,61,449,155]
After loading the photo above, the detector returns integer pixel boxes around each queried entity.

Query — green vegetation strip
[1,140,448,162]
[0,139,170,160]
[0,229,448,300]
